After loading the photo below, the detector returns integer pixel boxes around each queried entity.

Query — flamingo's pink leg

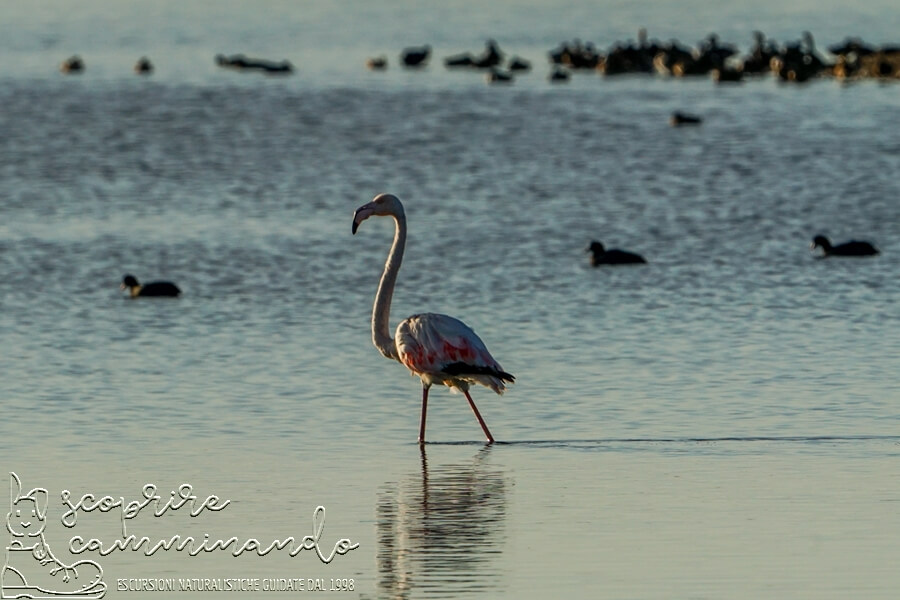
[463,390,495,444]
[418,385,430,444]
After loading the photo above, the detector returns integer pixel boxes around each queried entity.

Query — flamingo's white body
[352,193,514,443]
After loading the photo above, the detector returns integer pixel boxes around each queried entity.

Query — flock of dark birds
[122,235,879,300]
[56,29,900,85]
[545,30,900,82]
[369,29,900,85]
[56,31,899,127]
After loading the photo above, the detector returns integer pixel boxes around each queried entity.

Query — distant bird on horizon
[507,56,531,71]
[214,54,293,74]
[485,68,514,84]
[401,45,431,67]
[352,194,513,444]
[134,56,154,75]
[366,56,388,70]
[121,274,181,298]
[548,66,571,82]
[472,39,504,68]
[586,241,647,266]
[444,52,475,67]
[670,111,702,126]
[811,235,879,257]
[60,55,84,74]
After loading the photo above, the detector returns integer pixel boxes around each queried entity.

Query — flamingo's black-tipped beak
[352,206,365,235]
[352,204,376,235]
[352,206,364,234]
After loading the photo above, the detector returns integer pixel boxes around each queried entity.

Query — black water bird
[485,68,513,84]
[121,274,182,298]
[401,45,431,67]
[548,66,571,82]
[771,32,829,82]
[472,39,504,69]
[507,56,531,71]
[214,54,293,74]
[366,56,388,70]
[670,112,702,126]
[600,28,659,75]
[663,33,736,77]
[829,37,877,57]
[740,31,778,74]
[60,55,84,74]
[811,235,879,257]
[550,39,600,69]
[697,33,737,71]
[586,241,647,266]
[134,57,154,74]
[653,40,694,75]
[444,52,474,67]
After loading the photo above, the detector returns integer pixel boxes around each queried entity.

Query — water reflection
[376,446,508,599]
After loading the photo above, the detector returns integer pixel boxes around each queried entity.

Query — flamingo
[352,193,514,444]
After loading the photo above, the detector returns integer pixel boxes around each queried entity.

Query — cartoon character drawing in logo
[2,473,106,599]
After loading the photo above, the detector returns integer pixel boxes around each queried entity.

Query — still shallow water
[1,2,899,599]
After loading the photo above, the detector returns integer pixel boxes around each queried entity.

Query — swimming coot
[60,55,85,74]
[670,111,702,126]
[400,45,431,67]
[811,235,879,257]
[134,56,154,74]
[121,274,181,297]
[586,241,647,266]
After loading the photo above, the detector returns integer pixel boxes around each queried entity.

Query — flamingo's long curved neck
[372,206,406,361]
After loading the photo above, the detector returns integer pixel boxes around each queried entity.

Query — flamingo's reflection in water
[376,446,508,599]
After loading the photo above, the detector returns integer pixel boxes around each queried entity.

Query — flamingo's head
[352,193,404,234]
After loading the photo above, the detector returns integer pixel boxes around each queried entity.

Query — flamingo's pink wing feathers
[395,313,505,377]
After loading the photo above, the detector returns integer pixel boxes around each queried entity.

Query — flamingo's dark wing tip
[442,362,515,383]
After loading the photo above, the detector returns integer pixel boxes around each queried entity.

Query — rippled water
[1,2,899,599]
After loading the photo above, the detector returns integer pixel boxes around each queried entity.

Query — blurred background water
[1,1,899,599]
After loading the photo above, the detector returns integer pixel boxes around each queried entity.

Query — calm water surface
[1,2,899,599]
